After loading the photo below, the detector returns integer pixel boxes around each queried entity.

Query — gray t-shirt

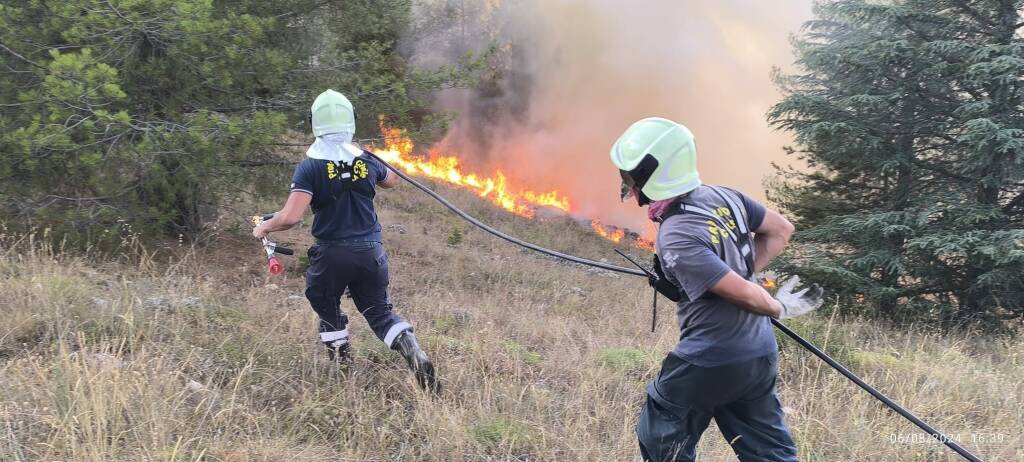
[656,185,776,367]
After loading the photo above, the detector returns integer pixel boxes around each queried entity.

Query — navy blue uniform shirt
[290,152,385,242]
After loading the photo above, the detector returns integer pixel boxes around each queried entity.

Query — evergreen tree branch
[275,0,335,19]
[949,0,997,28]
[768,0,1024,326]
[0,41,47,71]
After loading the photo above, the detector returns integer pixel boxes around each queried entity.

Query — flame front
[371,120,652,251]
[373,123,569,219]
[590,219,625,242]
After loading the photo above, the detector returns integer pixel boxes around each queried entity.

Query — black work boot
[324,340,353,365]
[392,331,439,392]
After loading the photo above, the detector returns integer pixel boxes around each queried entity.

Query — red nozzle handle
[268,257,283,275]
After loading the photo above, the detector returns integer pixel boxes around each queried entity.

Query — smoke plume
[407,0,813,234]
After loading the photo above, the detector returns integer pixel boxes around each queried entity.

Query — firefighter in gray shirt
[610,117,824,462]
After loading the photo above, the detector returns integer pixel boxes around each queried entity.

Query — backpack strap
[311,159,356,213]
[708,186,756,279]
[658,187,757,279]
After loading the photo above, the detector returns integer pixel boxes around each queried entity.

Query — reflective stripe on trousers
[305,241,411,346]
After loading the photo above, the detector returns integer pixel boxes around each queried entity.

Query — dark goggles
[618,153,659,205]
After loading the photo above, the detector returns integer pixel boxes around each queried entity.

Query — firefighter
[253,89,438,392]
[610,117,823,461]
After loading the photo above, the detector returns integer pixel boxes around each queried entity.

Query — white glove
[774,275,824,319]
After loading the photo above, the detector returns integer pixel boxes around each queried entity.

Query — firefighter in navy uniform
[253,89,438,392]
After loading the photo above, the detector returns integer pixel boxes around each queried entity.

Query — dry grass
[1,181,1021,461]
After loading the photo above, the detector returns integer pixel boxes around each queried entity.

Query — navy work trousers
[637,351,798,462]
[305,241,410,347]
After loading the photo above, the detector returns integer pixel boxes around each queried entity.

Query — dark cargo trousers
[637,351,798,462]
[305,241,411,348]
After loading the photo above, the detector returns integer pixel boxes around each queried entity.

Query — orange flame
[371,119,652,251]
[635,237,656,252]
[590,219,625,242]
[373,123,569,219]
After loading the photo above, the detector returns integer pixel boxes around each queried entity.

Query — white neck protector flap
[306,132,362,164]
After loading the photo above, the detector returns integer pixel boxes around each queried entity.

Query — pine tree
[0,0,471,242]
[769,0,1023,327]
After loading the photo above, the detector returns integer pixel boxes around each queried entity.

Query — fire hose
[362,151,983,462]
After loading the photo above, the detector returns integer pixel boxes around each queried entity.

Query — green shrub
[851,350,900,368]
[447,227,464,246]
[500,340,543,366]
[427,335,471,355]
[471,416,532,450]
[599,347,658,374]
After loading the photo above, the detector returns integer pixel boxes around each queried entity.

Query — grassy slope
[1,180,1021,461]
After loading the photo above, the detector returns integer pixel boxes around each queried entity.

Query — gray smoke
[407,0,813,234]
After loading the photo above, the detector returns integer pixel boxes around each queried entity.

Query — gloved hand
[774,275,823,319]
[650,254,683,302]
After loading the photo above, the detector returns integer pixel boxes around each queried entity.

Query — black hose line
[769,321,981,461]
[365,151,982,462]
[365,153,648,276]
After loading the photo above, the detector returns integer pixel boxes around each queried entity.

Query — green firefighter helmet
[311,89,356,137]
[610,117,700,205]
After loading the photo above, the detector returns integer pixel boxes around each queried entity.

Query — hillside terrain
[1,179,1021,461]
